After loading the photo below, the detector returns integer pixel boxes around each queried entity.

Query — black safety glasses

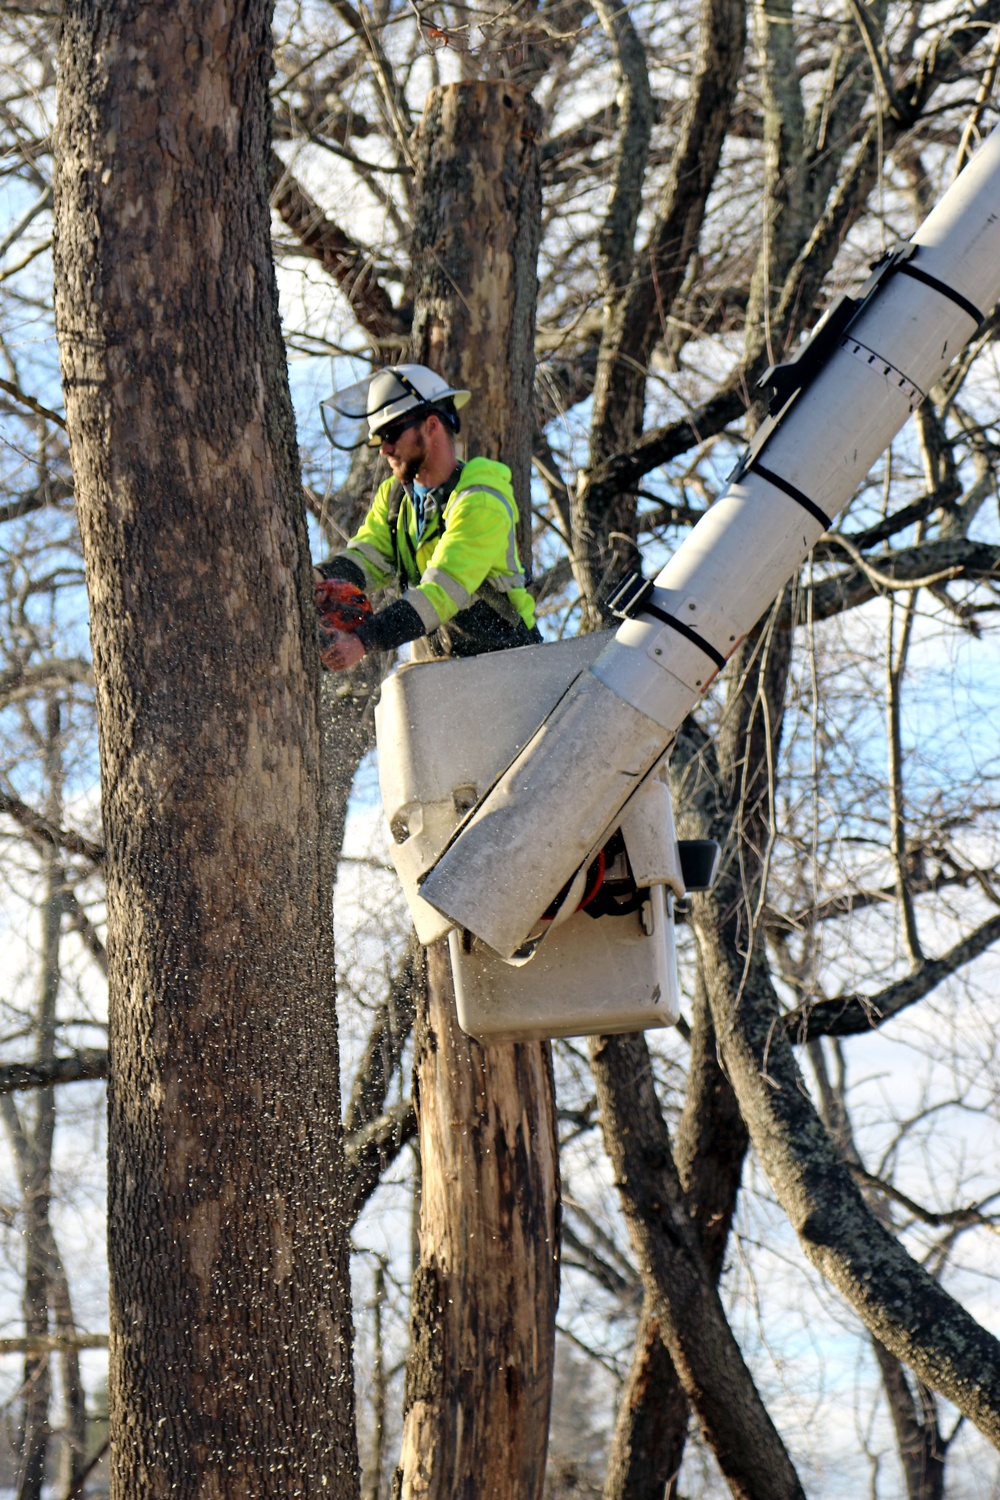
[373,412,427,448]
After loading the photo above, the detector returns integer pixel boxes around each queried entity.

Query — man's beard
[394,440,427,485]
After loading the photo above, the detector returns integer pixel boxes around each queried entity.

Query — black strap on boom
[607,573,727,671]
[752,463,832,529]
[728,243,984,492]
[895,262,984,327]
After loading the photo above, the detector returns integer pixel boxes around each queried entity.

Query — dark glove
[314,578,373,635]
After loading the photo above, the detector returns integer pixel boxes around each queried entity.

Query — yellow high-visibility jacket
[331,458,536,650]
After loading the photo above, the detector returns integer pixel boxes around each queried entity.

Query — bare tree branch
[0,376,65,429]
[786,912,1000,1040]
[0,1049,107,1096]
[590,1030,808,1499]
[62,889,107,976]
[592,0,653,297]
[323,0,415,161]
[582,1,1000,515]
[0,790,104,866]
[0,659,92,712]
[848,1164,1000,1235]
[269,151,409,345]
[343,934,422,1136]
[0,1333,107,1353]
[792,539,1000,624]
[342,1098,417,1227]
[560,1220,642,1308]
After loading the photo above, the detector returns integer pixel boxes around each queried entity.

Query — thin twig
[0,376,66,429]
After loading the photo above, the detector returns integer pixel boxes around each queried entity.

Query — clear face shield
[320,369,433,452]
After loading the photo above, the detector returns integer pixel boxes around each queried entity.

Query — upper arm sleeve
[331,484,398,590]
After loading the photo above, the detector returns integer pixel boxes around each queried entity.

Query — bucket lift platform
[375,634,716,1044]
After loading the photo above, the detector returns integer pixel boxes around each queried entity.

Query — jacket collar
[405,462,465,528]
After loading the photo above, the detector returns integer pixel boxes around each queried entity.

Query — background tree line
[0,0,997,1495]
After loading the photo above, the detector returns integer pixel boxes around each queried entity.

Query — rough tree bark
[53,4,358,1496]
[394,82,560,1500]
[407,81,540,569]
[603,1299,689,1500]
[398,949,559,1500]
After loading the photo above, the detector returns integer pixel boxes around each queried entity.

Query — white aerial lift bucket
[374,634,711,1042]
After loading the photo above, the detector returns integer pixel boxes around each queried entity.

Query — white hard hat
[321,364,471,451]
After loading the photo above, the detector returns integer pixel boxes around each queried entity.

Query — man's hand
[320,629,366,673]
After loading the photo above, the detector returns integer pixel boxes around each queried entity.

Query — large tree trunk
[395,82,560,1500]
[53,5,359,1497]
[407,81,540,568]
[398,947,559,1499]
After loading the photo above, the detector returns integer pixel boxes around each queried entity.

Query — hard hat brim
[321,370,472,451]
[366,386,471,446]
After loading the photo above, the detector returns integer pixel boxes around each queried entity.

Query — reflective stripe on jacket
[335,458,536,635]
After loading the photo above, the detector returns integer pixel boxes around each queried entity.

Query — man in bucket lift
[314,365,540,669]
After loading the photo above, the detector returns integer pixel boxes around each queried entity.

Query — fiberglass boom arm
[419,126,1000,962]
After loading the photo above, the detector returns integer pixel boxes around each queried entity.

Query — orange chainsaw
[314,578,373,636]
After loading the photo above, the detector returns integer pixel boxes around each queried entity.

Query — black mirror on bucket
[678,839,720,893]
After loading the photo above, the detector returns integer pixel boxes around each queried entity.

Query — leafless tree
[1,0,1000,1494]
